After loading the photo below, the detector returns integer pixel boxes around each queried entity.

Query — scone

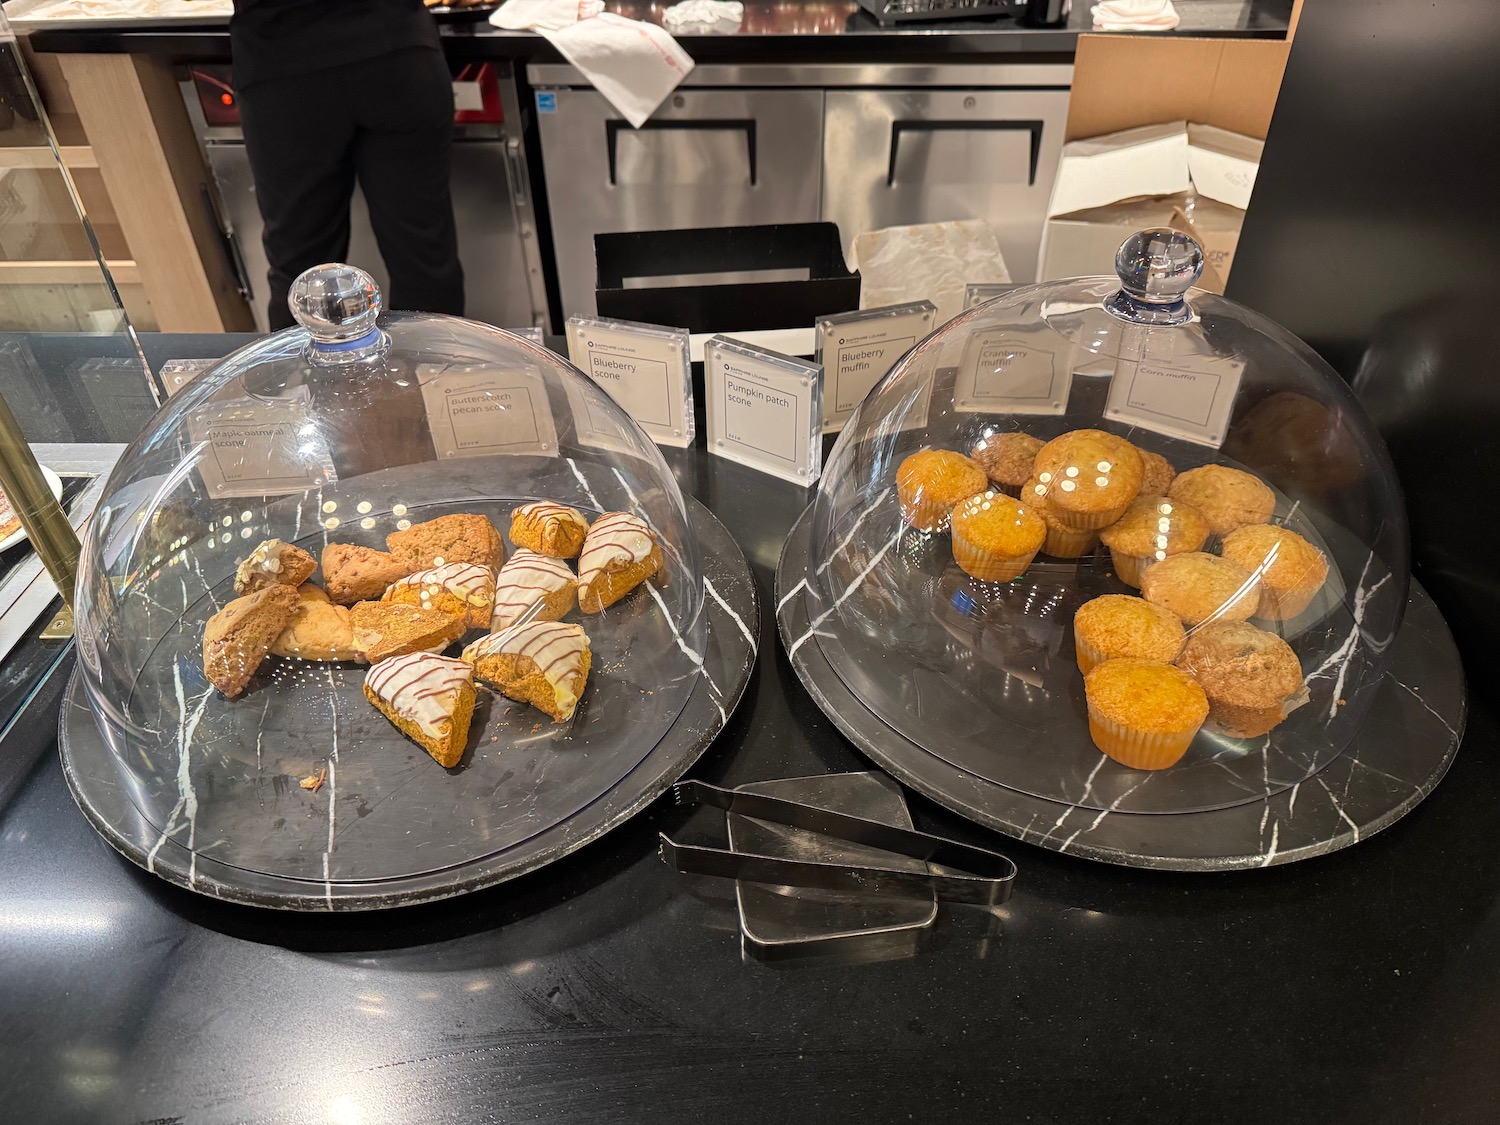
[510,502,590,559]
[577,512,663,613]
[1072,594,1187,675]
[464,620,591,722]
[382,562,496,629]
[321,542,413,605]
[387,513,505,571]
[1084,658,1209,770]
[1138,450,1177,498]
[895,448,988,532]
[364,653,476,768]
[971,432,1043,496]
[1099,494,1210,587]
[202,584,300,698]
[1168,465,1276,535]
[270,583,361,661]
[492,549,578,630]
[1175,621,1305,739]
[350,601,467,663]
[1140,552,1259,626]
[233,538,316,595]
[1031,430,1144,530]
[1219,524,1330,620]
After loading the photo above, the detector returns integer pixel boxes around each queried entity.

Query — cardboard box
[1038,192,1244,290]
[1046,121,1190,219]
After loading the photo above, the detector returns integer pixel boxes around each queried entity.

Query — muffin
[1139,552,1259,626]
[1084,658,1209,770]
[1073,594,1188,675]
[971,431,1043,496]
[1021,477,1100,558]
[1138,450,1177,498]
[1099,494,1211,588]
[1031,429,1143,530]
[1175,621,1305,738]
[896,449,988,532]
[1219,524,1331,621]
[949,490,1046,582]
[1168,465,1276,535]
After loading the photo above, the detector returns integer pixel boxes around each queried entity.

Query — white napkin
[493,0,695,128]
[662,0,743,32]
[1091,0,1180,31]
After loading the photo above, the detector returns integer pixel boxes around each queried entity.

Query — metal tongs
[660,780,1018,906]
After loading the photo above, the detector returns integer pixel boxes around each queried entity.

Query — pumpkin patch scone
[577,512,663,613]
[491,549,578,630]
[350,601,467,663]
[510,501,590,559]
[464,620,591,722]
[321,542,413,605]
[202,584,300,698]
[382,562,495,629]
[270,584,361,662]
[364,653,476,768]
[233,538,316,595]
[386,512,505,571]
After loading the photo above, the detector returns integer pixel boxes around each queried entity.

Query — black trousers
[237,47,465,330]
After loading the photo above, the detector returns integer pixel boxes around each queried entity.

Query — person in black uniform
[230,0,465,330]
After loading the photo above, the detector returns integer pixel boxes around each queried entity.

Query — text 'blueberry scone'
[463,620,592,722]
[576,512,663,613]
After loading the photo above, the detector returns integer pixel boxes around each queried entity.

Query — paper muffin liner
[952,532,1038,583]
[1075,635,1107,676]
[1086,708,1199,770]
[1047,499,1131,531]
[1109,548,1153,588]
[898,488,957,534]
[1043,522,1098,558]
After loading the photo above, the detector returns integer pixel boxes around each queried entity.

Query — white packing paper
[850,220,1011,327]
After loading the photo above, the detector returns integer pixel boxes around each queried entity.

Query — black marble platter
[776,505,1466,871]
[58,496,758,910]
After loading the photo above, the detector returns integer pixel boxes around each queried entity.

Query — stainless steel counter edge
[527,62,1075,87]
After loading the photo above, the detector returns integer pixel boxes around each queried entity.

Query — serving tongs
[659,780,1018,906]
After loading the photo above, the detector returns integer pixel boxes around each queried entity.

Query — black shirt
[229,0,441,88]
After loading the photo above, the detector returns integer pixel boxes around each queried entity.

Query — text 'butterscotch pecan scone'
[270,583,361,662]
[234,538,316,596]
[203,584,300,698]
[350,600,466,663]
[364,652,476,768]
[386,513,505,571]
[321,542,412,605]
[463,620,591,722]
[510,501,590,559]
[382,562,495,629]
[577,512,663,613]
[491,549,578,630]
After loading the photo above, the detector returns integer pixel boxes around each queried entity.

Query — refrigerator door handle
[886,119,1045,187]
[605,118,758,187]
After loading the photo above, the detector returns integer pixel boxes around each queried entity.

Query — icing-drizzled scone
[510,502,589,559]
[576,512,663,613]
[271,584,361,662]
[463,621,591,722]
[363,653,476,768]
[382,562,495,629]
[491,550,578,630]
[350,601,467,663]
[234,538,316,595]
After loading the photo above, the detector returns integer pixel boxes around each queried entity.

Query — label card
[964,282,1022,310]
[566,314,694,448]
[188,387,336,499]
[1105,351,1245,448]
[953,327,1074,415]
[704,336,822,486]
[417,361,559,460]
[160,357,218,398]
[815,301,936,434]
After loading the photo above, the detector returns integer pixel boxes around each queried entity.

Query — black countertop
[25,0,1292,64]
[2,332,1499,1122]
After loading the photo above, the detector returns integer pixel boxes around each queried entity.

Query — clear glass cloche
[806,229,1408,813]
[71,265,705,887]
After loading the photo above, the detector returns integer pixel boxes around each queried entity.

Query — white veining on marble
[1390,675,1459,740]
[254,695,270,770]
[705,577,756,654]
[787,527,903,661]
[646,583,725,725]
[323,756,337,910]
[566,457,604,510]
[1287,781,1300,819]
[1304,551,1393,719]
[293,498,303,543]
[817,488,892,578]
[1041,757,1107,845]
[326,668,341,761]
[323,850,333,912]
[1313,773,1360,842]
[179,576,189,612]
[1059,773,1152,852]
[777,577,807,616]
[1259,821,1280,867]
[163,662,211,887]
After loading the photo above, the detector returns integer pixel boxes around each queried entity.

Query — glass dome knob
[288,263,384,356]
[1104,228,1203,326]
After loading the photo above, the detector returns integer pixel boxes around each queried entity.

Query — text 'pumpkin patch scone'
[233,538,316,596]
[364,652,476,768]
[949,490,1045,582]
[1175,621,1305,739]
[386,512,505,571]
[896,448,988,532]
[321,542,413,605]
[492,549,578,630]
[464,620,592,722]
[1168,465,1275,535]
[383,562,496,629]
[203,584,300,698]
[1140,551,1259,627]
[577,512,663,613]
[1219,523,1330,621]
[1031,429,1143,530]
[1084,658,1209,770]
[350,600,467,664]
[510,501,589,559]
[271,584,361,662]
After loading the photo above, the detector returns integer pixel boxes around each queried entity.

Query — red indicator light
[220,93,233,106]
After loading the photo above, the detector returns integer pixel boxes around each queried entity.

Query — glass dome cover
[806,230,1408,815]
[73,265,705,887]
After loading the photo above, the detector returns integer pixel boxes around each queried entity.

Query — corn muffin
[1219,524,1331,621]
[1175,621,1305,738]
[949,489,1046,582]
[1099,494,1211,588]
[1140,551,1259,627]
[1072,594,1188,675]
[1084,658,1209,770]
[1031,429,1144,530]
[1168,465,1276,535]
[970,431,1043,496]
